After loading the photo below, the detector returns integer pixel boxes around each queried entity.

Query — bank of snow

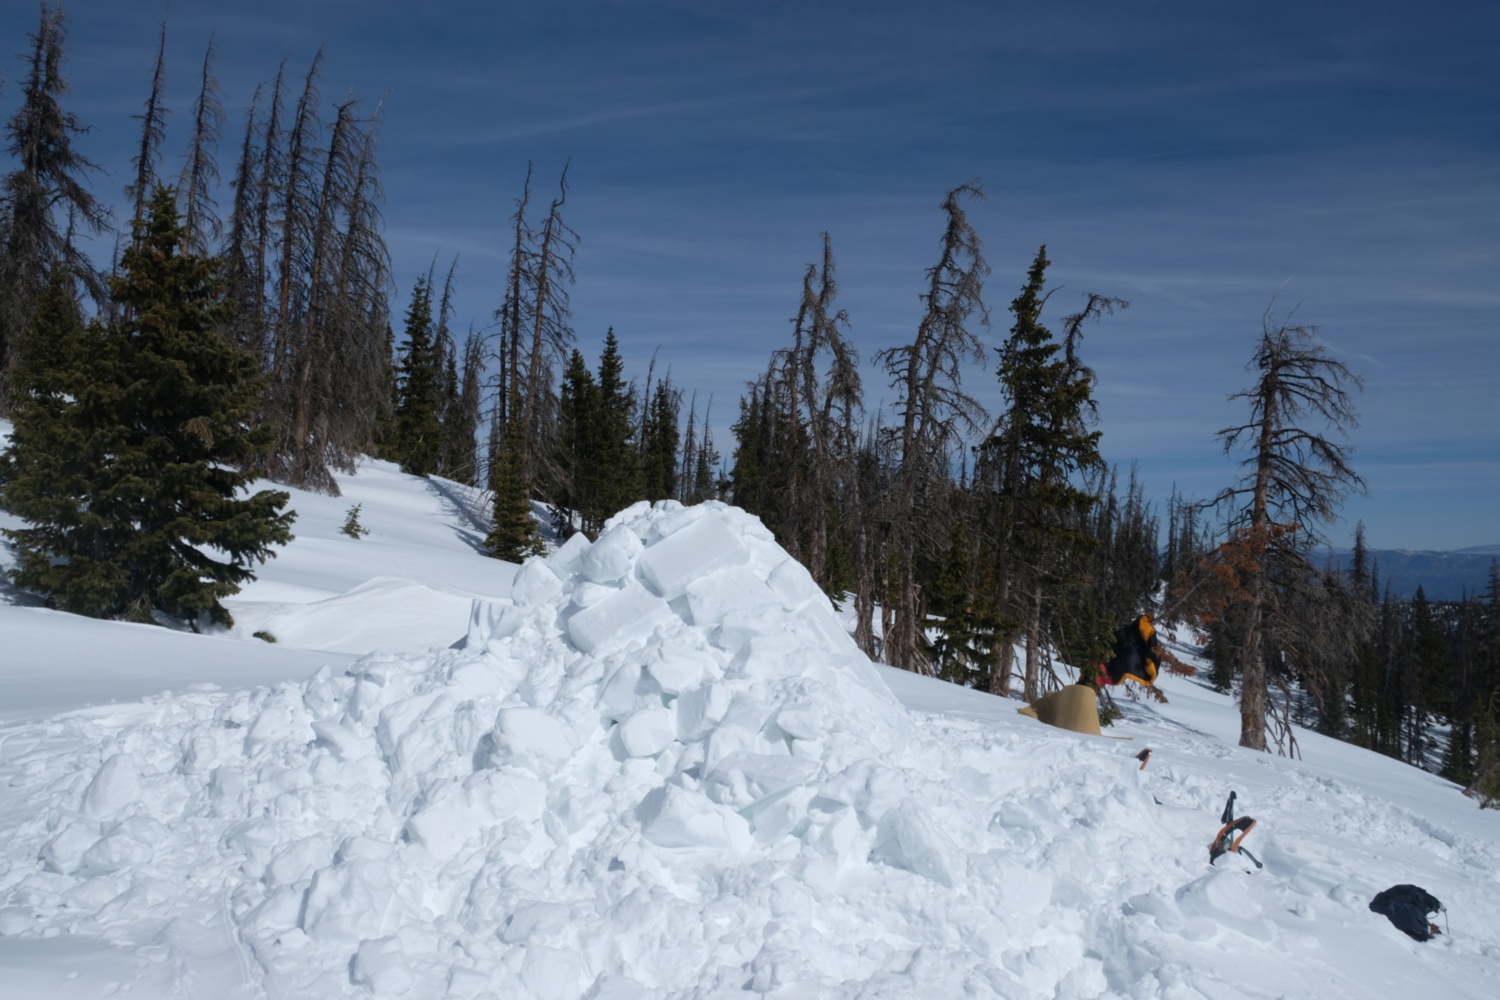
[1,482,1499,997]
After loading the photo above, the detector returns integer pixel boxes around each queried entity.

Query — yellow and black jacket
[1103,615,1162,687]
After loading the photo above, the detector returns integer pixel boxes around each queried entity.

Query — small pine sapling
[341,504,370,539]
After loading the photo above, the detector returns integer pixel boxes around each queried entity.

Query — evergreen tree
[1,187,293,627]
[592,328,641,523]
[441,330,484,487]
[486,390,543,561]
[1407,586,1451,769]
[393,275,442,475]
[642,371,680,502]
[979,251,1114,700]
[553,346,598,536]
[0,3,109,408]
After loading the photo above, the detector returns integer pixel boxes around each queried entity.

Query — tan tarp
[1016,684,1101,736]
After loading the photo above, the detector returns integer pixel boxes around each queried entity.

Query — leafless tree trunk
[127,21,169,239]
[873,182,990,671]
[177,36,224,256]
[1214,312,1364,750]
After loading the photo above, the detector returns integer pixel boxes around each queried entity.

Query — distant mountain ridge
[1322,546,1500,601]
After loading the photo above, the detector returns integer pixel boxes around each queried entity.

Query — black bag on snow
[1368,884,1444,941]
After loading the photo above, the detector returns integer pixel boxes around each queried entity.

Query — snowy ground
[2,450,1498,999]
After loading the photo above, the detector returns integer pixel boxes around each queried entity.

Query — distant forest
[1,6,1497,804]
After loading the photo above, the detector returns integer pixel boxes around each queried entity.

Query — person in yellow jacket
[1084,613,1164,688]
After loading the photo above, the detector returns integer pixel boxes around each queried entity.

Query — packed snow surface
[2,461,1500,998]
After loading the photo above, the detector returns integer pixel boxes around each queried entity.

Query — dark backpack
[1368,884,1444,941]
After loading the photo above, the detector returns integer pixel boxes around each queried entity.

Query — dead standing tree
[1213,313,1363,751]
[177,36,225,257]
[763,232,860,588]
[874,182,990,672]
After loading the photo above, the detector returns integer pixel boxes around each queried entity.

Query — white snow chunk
[566,581,675,655]
[674,682,732,742]
[871,799,960,887]
[81,753,143,819]
[492,706,576,776]
[636,512,751,599]
[684,565,780,626]
[617,706,677,758]
[520,944,586,999]
[766,555,829,612]
[300,860,405,942]
[466,598,525,649]
[511,557,565,606]
[40,819,100,874]
[701,750,821,811]
[645,645,717,694]
[638,782,752,851]
[547,529,593,578]
[352,936,414,996]
[579,522,644,584]
[311,718,372,762]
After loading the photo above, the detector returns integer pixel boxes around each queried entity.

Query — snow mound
[3,501,993,997]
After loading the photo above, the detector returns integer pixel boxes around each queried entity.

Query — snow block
[727,632,810,682]
[598,659,658,722]
[492,707,577,777]
[520,944,585,999]
[81,753,143,819]
[819,760,909,825]
[646,646,716,694]
[547,529,593,579]
[511,557,565,606]
[301,861,405,941]
[80,816,165,874]
[638,783,752,851]
[872,800,960,887]
[766,556,829,612]
[702,751,821,811]
[352,935,415,996]
[636,514,751,600]
[40,819,100,875]
[567,581,676,655]
[617,706,677,758]
[675,682,732,742]
[580,523,645,584]
[467,599,526,649]
[684,566,780,627]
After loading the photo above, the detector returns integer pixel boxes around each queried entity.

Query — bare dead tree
[1213,311,1364,751]
[177,35,224,256]
[519,162,578,491]
[127,21,169,239]
[873,181,990,672]
[223,83,265,354]
[489,163,535,480]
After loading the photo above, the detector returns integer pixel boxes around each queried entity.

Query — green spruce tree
[486,389,544,561]
[1,186,293,627]
[393,275,443,475]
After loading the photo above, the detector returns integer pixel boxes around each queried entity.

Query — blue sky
[4,0,1497,551]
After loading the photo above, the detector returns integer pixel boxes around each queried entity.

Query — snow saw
[1209,791,1262,870]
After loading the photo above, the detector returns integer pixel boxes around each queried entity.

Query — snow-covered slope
[2,454,1499,999]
